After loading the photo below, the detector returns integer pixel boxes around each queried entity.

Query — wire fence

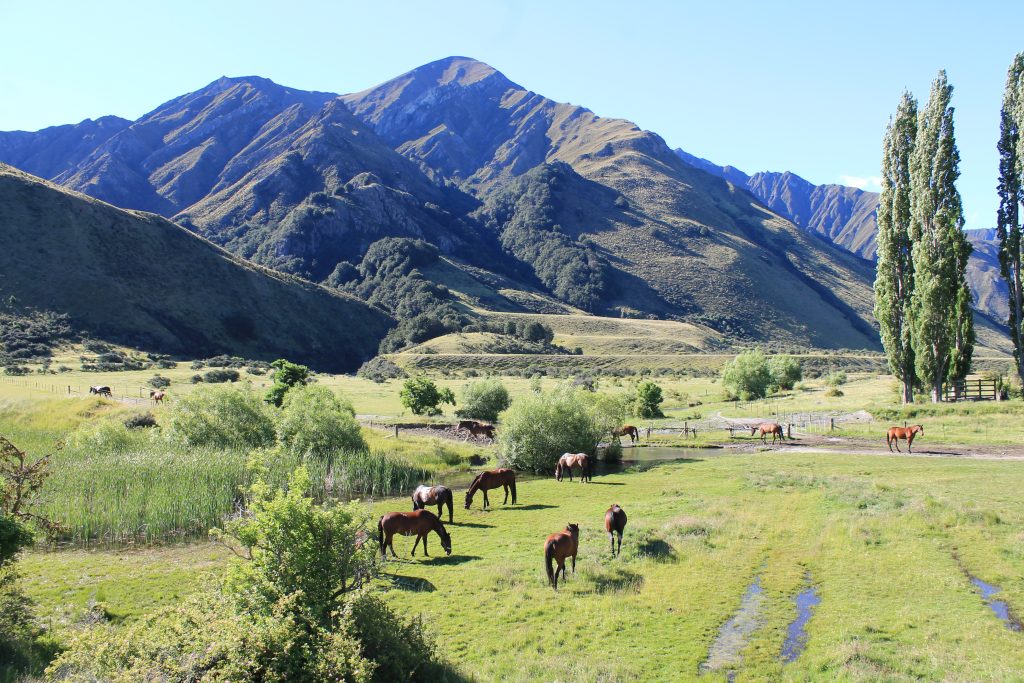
[0,375,157,406]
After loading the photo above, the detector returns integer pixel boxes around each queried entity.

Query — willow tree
[909,71,974,402]
[997,53,1024,387]
[874,92,918,403]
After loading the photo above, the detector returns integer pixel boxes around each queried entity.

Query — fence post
[787,424,792,439]
[830,418,835,431]
[394,425,399,439]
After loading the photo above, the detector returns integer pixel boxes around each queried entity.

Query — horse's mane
[469,472,484,488]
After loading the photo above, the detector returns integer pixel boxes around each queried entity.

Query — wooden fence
[943,378,1000,402]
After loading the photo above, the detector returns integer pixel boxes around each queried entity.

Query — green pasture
[20,452,1024,681]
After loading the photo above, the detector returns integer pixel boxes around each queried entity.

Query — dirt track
[723,432,1024,461]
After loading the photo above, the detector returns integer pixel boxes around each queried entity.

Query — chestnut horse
[605,504,627,556]
[458,420,496,439]
[751,422,784,445]
[887,425,924,453]
[464,469,517,509]
[378,509,451,559]
[149,390,166,403]
[555,453,591,482]
[612,425,640,444]
[544,523,580,590]
[412,485,454,524]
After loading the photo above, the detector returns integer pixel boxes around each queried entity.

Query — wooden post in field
[787,424,792,439]
[394,425,399,439]
[830,418,835,431]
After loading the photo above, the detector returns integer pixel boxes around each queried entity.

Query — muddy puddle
[781,579,820,662]
[699,576,765,677]
[969,575,1023,632]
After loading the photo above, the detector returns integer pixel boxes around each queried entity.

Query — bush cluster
[357,357,407,383]
[456,378,511,422]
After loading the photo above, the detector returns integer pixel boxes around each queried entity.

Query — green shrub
[265,358,311,407]
[147,374,171,389]
[827,370,848,387]
[123,412,158,430]
[357,357,406,383]
[277,385,365,460]
[497,384,604,473]
[769,356,802,390]
[721,349,773,400]
[203,368,239,384]
[400,377,455,416]
[164,385,275,450]
[633,380,665,418]
[455,378,510,422]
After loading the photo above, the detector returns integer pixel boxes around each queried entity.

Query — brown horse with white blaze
[751,422,784,445]
[544,523,579,590]
[378,509,451,559]
[464,469,517,509]
[605,504,627,556]
[412,485,454,524]
[555,453,591,482]
[612,425,640,444]
[887,425,924,453]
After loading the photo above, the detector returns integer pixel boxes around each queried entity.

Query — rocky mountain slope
[675,149,1009,325]
[0,164,390,370]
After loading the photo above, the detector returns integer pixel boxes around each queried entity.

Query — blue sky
[1,1,1020,229]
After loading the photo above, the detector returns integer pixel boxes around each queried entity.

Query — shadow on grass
[451,521,492,528]
[582,565,645,594]
[586,481,625,486]
[419,554,482,566]
[506,504,558,511]
[635,537,678,562]
[385,574,436,592]
[421,661,477,683]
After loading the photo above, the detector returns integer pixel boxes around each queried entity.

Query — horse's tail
[377,517,385,555]
[554,462,561,479]
[411,493,417,512]
[544,541,555,586]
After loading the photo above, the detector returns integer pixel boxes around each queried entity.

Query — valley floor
[22,450,1024,681]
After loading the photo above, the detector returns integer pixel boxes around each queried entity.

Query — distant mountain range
[674,150,1009,325]
[0,56,1012,357]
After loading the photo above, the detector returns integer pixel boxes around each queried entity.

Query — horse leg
[411,534,421,556]
[893,438,901,453]
[423,533,429,557]
[483,489,490,509]
[617,531,622,555]
[609,531,615,556]
[503,485,509,505]
[388,533,399,559]
[907,435,913,454]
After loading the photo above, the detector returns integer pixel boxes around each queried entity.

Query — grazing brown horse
[149,390,166,404]
[464,469,517,509]
[751,422,784,445]
[887,425,924,453]
[89,385,112,397]
[605,504,627,556]
[458,420,496,439]
[612,425,640,444]
[378,509,452,559]
[544,523,580,590]
[412,485,454,524]
[555,453,591,482]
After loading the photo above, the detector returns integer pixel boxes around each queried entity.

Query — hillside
[0,164,390,370]
[343,57,884,349]
[675,150,1010,325]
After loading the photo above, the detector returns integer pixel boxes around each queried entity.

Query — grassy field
[20,452,1024,681]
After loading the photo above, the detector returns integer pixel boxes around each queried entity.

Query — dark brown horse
[89,385,112,397]
[605,504,627,556]
[612,425,640,444]
[887,425,924,453]
[555,453,591,482]
[544,523,580,590]
[149,390,166,404]
[458,420,496,439]
[751,422,784,445]
[412,485,454,524]
[464,469,517,509]
[378,509,451,559]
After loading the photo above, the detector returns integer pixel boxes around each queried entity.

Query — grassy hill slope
[0,164,390,371]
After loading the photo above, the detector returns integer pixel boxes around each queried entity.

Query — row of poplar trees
[874,71,974,404]
[997,54,1024,394]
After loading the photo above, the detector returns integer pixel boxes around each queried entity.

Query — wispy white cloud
[838,175,883,192]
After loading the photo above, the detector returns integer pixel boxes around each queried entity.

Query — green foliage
[0,300,75,364]
[769,356,803,391]
[476,164,609,311]
[721,349,774,400]
[827,370,848,387]
[910,71,974,401]
[165,385,276,450]
[203,368,239,383]
[50,468,443,682]
[997,53,1024,387]
[633,380,665,418]
[277,385,365,460]
[400,376,455,416]
[357,356,407,383]
[264,358,311,406]
[497,384,605,472]
[147,374,171,389]
[456,378,511,422]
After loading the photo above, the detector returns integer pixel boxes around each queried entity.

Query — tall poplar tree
[874,92,918,403]
[997,53,1024,387]
[909,71,973,403]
